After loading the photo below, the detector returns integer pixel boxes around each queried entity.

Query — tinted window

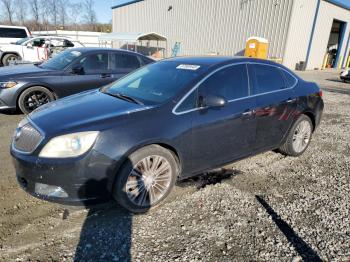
[282,70,297,88]
[103,61,207,105]
[176,90,197,112]
[198,64,249,100]
[141,56,154,65]
[0,28,27,38]
[110,53,140,70]
[252,64,286,94]
[77,53,108,71]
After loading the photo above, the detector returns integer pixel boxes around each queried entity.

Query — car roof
[163,56,285,68]
[69,47,150,56]
[0,25,28,29]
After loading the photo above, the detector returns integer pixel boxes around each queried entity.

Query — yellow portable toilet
[244,37,269,59]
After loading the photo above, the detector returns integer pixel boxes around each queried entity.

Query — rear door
[108,52,142,82]
[248,63,298,150]
[188,63,257,173]
[59,51,111,97]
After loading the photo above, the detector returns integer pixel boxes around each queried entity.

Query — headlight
[0,81,18,89]
[39,131,99,158]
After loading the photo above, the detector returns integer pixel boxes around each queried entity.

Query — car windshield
[102,61,207,105]
[15,37,32,45]
[40,50,82,70]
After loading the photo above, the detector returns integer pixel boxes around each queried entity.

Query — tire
[113,145,179,213]
[2,53,21,66]
[18,86,55,114]
[279,114,313,157]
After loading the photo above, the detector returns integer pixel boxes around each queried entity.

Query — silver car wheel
[292,120,312,153]
[125,155,172,207]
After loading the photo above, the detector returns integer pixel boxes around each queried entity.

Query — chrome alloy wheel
[292,120,312,153]
[125,155,172,208]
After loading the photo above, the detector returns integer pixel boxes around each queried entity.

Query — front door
[59,52,113,97]
[189,64,257,173]
[248,63,297,150]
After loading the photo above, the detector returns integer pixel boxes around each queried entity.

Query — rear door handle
[100,73,112,78]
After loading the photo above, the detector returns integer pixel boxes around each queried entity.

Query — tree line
[0,0,111,32]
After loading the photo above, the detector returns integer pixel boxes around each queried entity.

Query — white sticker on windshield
[176,64,201,71]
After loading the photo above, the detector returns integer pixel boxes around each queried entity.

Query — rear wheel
[113,145,178,213]
[2,54,21,66]
[279,115,313,156]
[18,86,55,114]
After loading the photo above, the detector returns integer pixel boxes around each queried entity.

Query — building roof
[111,0,143,9]
[99,32,167,42]
[111,0,350,11]
[324,0,350,10]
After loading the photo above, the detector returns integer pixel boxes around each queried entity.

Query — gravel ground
[0,70,349,261]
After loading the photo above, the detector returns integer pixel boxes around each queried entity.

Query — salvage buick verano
[11,57,324,213]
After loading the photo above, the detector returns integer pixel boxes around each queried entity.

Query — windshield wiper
[106,92,144,105]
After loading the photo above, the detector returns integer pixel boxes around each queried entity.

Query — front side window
[102,61,207,105]
[251,64,286,95]
[175,64,249,113]
[198,64,249,101]
[30,38,46,47]
[76,53,109,72]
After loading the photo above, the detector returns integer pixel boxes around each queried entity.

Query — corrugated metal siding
[112,0,294,59]
[307,0,350,69]
[283,0,318,69]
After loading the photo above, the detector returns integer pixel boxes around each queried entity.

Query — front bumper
[0,83,24,110]
[11,148,119,206]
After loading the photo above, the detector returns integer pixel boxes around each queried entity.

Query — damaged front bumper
[11,149,118,206]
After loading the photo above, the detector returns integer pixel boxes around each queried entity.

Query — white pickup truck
[0,25,31,45]
[0,36,84,66]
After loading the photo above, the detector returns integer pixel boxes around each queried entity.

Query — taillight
[319,90,323,97]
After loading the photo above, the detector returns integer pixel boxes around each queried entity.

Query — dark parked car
[11,57,324,213]
[0,47,154,114]
[340,69,350,82]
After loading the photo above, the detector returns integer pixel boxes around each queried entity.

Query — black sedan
[11,57,324,213]
[0,48,154,114]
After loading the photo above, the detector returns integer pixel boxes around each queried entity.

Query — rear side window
[251,64,286,95]
[0,28,27,38]
[110,53,141,71]
[282,70,298,88]
[140,56,154,66]
[198,64,249,100]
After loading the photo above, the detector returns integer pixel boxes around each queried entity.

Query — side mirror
[27,43,33,48]
[71,65,84,75]
[198,93,227,108]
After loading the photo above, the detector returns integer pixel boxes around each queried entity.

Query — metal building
[112,0,350,70]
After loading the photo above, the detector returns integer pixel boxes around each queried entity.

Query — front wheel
[2,54,21,66]
[113,145,178,213]
[18,86,55,114]
[279,115,313,157]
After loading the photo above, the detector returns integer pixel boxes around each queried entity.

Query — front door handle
[286,98,296,103]
[100,73,111,78]
[242,110,255,117]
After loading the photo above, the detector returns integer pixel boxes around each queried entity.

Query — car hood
[0,64,55,79]
[29,90,152,136]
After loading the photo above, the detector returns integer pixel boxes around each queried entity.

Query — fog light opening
[35,183,68,198]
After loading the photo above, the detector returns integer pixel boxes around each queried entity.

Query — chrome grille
[13,123,43,153]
